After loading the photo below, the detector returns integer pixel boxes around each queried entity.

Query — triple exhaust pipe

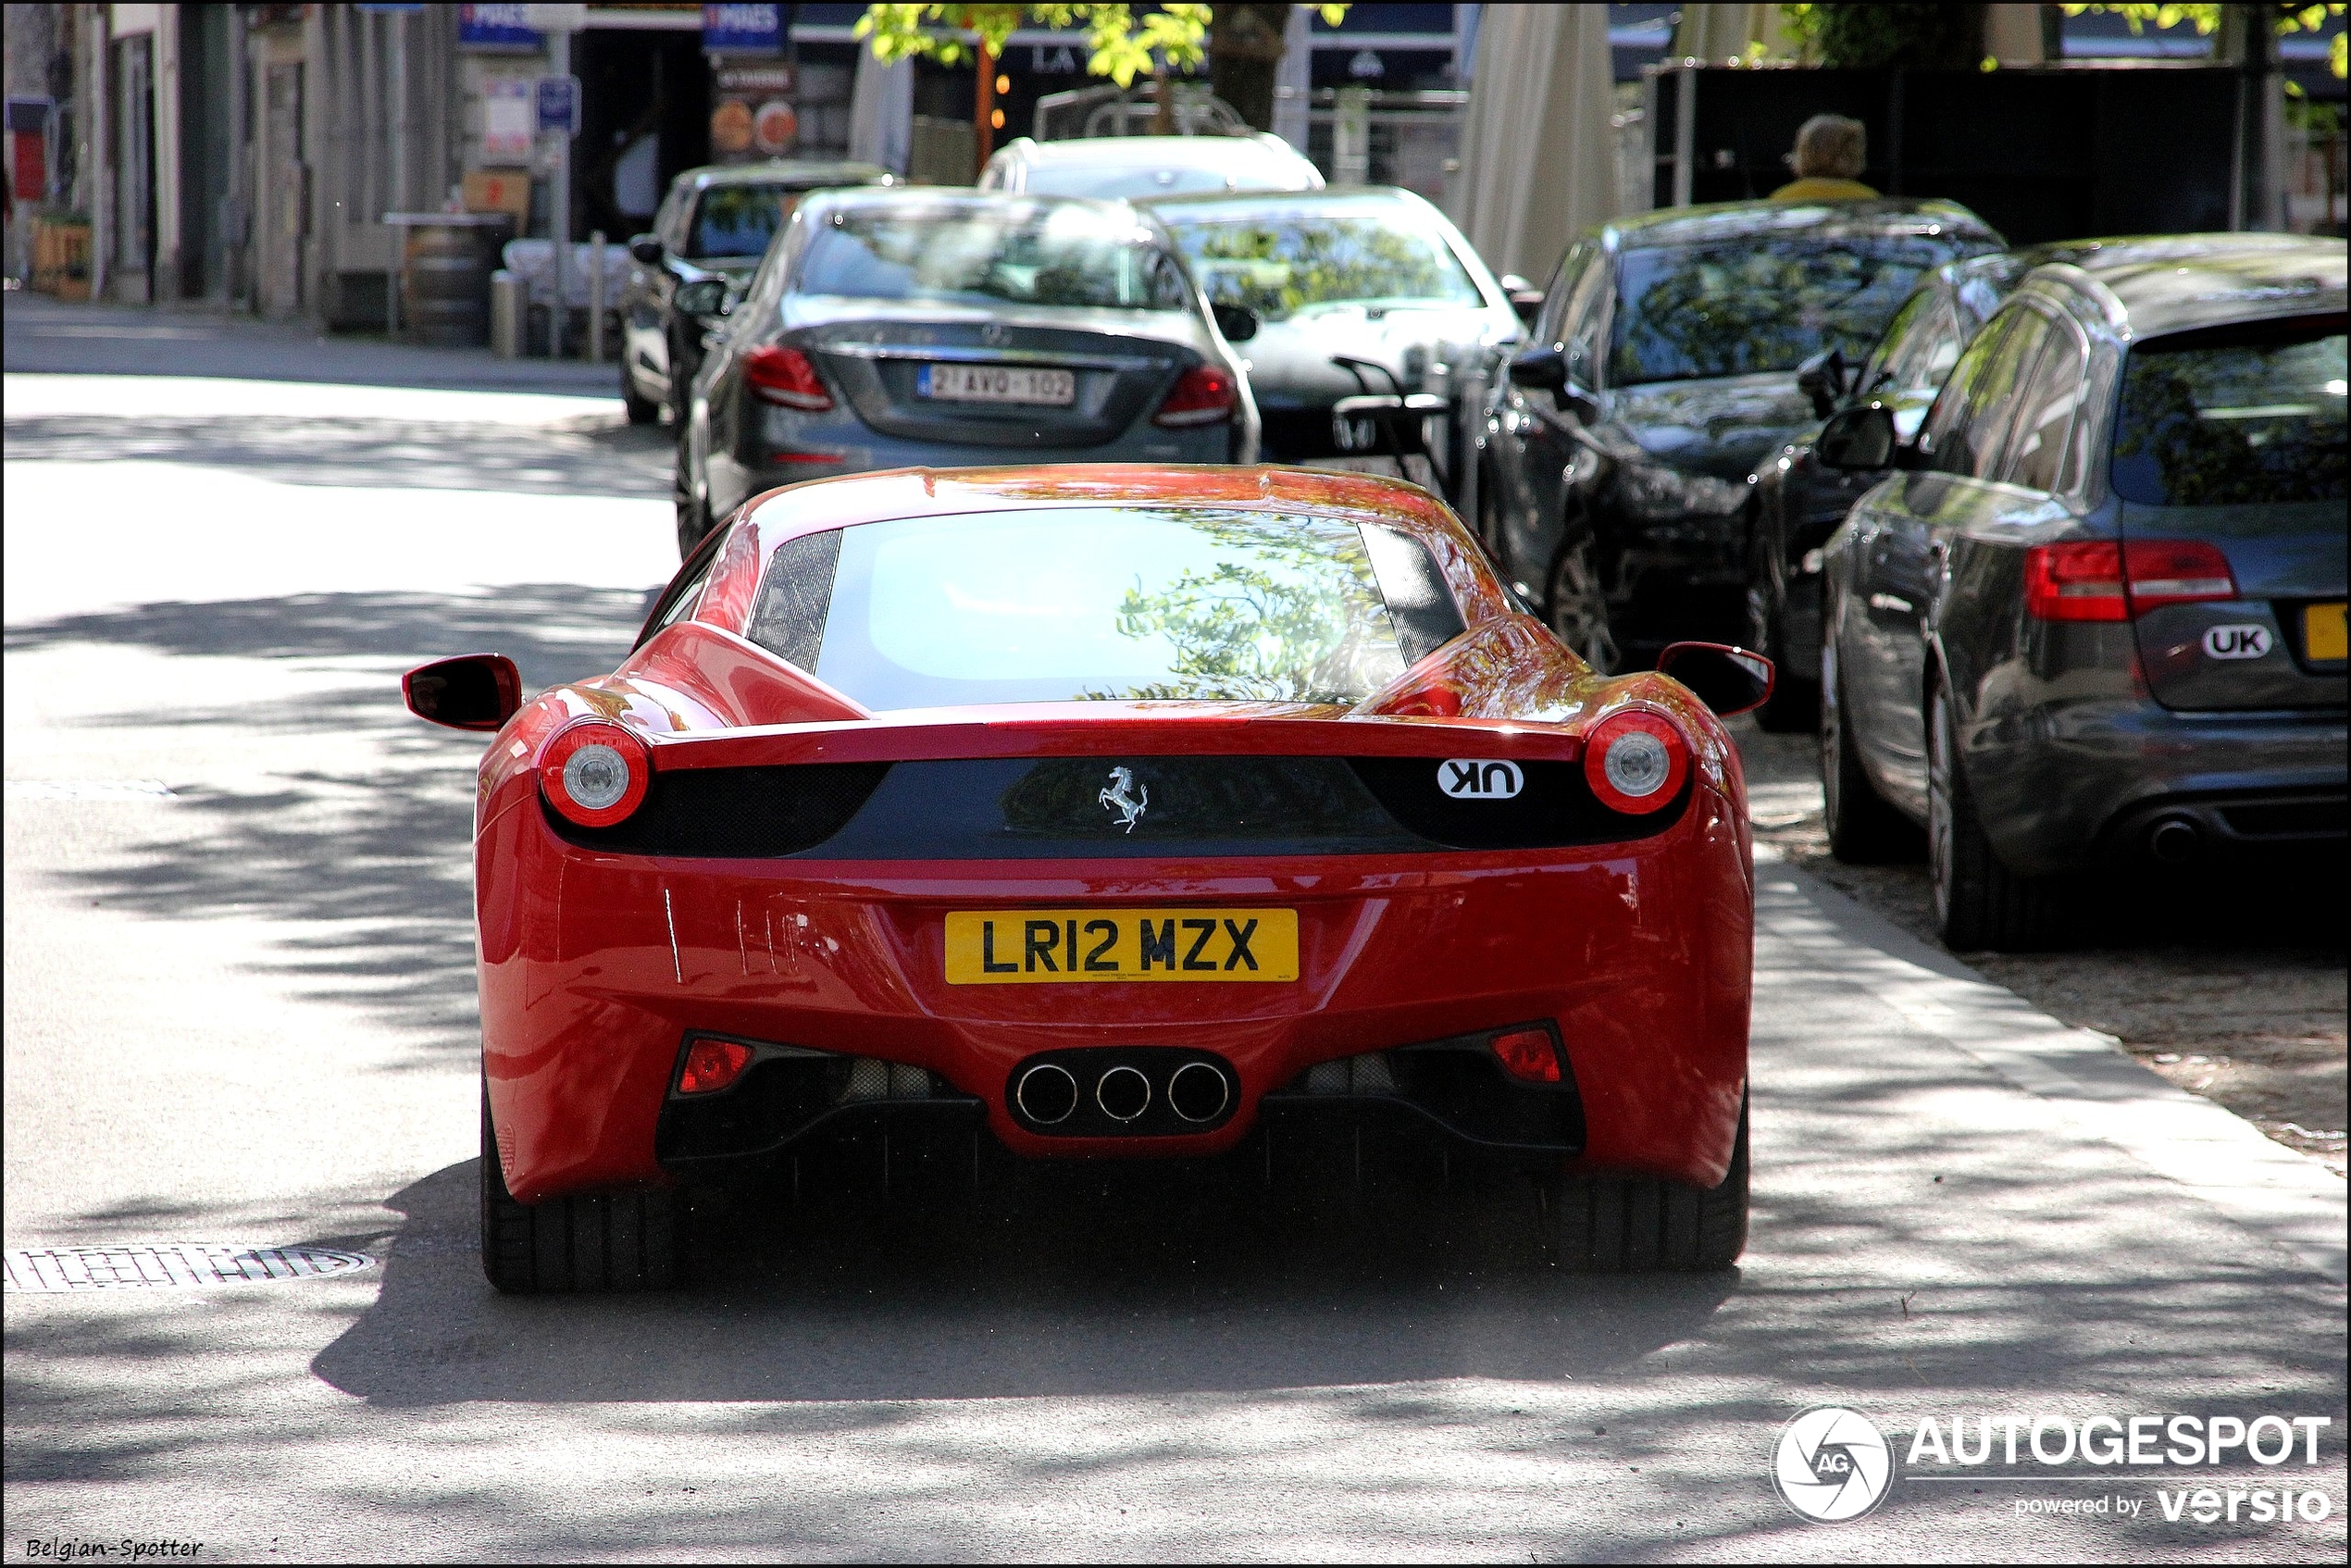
[1014,1058,1231,1127]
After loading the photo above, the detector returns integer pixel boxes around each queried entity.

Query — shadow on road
[3,413,673,499]
[7,587,656,1066]
[304,1156,1743,1406]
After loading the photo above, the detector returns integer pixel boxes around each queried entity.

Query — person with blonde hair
[1770,114,1878,201]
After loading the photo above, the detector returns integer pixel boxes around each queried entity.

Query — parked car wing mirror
[673,278,729,318]
[1815,403,1899,471]
[1212,302,1259,342]
[1499,273,1544,328]
[1656,641,1775,718]
[404,654,523,732]
[1508,343,1566,392]
[628,233,663,266]
[1795,348,1850,418]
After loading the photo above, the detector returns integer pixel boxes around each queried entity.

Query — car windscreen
[794,204,1191,311]
[1611,235,1961,386]
[746,508,1445,710]
[1157,208,1486,322]
[690,185,800,260]
[2109,317,2347,506]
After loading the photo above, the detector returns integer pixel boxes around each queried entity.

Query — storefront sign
[459,4,541,51]
[710,63,798,161]
[703,3,786,56]
[483,78,536,160]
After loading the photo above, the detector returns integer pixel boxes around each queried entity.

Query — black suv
[1480,199,2000,670]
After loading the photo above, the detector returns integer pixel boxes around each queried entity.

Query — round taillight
[1584,709,1688,815]
[541,720,651,828]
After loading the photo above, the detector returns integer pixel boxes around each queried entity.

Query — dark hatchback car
[1815,235,2345,950]
[1146,187,1524,470]
[1483,199,2001,670]
[619,160,891,424]
[1746,245,2069,728]
[675,189,1260,553]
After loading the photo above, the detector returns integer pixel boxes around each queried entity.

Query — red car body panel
[456,467,1755,1204]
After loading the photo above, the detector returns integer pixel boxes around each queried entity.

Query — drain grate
[4,1244,374,1293]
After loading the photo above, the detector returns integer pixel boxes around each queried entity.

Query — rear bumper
[478,789,1752,1202]
[711,404,1245,513]
[1963,697,2348,875]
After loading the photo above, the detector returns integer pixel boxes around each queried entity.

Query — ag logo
[2202,624,2272,661]
[1439,759,1523,800]
[1773,1406,1894,1523]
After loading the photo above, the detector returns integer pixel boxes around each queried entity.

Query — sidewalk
[2,287,625,400]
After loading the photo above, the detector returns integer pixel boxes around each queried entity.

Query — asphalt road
[5,294,2345,1562]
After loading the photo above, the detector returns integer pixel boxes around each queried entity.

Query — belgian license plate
[2304,602,2347,663]
[918,363,1076,405]
[944,908,1298,984]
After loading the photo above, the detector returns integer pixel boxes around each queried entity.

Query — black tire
[1551,1095,1748,1271]
[1745,577,1819,732]
[1928,683,2064,952]
[621,359,662,426]
[480,1086,685,1294]
[673,422,711,559]
[1820,624,1916,862]
[1547,528,1620,674]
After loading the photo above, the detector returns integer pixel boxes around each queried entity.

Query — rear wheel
[1549,1096,1748,1271]
[480,1085,685,1294]
[1547,529,1620,674]
[1746,568,1819,732]
[1820,624,1915,862]
[1928,684,2064,952]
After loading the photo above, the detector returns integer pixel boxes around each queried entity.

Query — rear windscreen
[1159,207,1486,322]
[690,185,798,260]
[2109,318,2347,506]
[795,203,1191,311]
[746,508,1463,711]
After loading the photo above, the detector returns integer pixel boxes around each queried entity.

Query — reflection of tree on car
[2111,333,2349,507]
[1103,515,1399,702]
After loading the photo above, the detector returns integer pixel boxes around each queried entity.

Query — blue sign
[704,3,786,56]
[458,4,541,51]
[536,74,581,137]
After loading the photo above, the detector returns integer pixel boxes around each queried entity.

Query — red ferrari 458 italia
[404,466,1773,1292]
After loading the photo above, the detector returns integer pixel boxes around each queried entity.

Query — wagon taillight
[541,720,652,828]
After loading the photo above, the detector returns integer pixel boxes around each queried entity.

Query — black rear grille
[2219,797,2346,840]
[548,754,1684,859]
[545,762,890,856]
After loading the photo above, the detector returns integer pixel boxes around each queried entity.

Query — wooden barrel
[402,221,501,347]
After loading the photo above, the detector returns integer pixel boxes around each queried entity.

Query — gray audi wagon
[1813,234,2345,950]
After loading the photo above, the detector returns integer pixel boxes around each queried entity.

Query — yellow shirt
[1770,177,1880,201]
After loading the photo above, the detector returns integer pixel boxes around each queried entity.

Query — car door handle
[1868,592,1915,615]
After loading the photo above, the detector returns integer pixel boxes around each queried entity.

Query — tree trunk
[1210,3,1292,132]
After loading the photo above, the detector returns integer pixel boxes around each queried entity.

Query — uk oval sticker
[1439,760,1524,799]
[2202,624,2272,661]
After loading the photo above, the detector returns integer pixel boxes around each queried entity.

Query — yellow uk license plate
[2304,602,2347,664]
[943,908,1299,984]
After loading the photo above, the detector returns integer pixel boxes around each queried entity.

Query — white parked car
[978,134,1325,200]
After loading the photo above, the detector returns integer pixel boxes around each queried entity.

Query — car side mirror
[1212,302,1259,342]
[1656,641,1775,718]
[404,654,523,732]
[673,278,729,318]
[1508,343,1565,391]
[1499,273,1543,327]
[628,233,663,266]
[1796,348,1849,419]
[1816,403,1899,471]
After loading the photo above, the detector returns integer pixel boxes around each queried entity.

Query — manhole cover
[4,1244,375,1293]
